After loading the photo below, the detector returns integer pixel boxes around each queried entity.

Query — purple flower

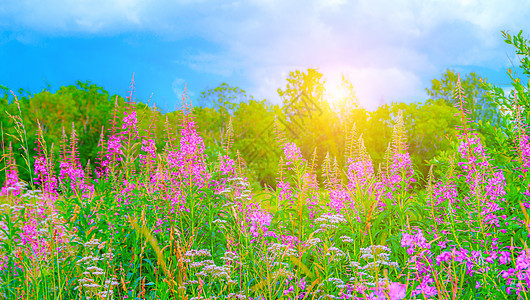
[277,181,293,204]
[248,209,273,238]
[499,251,511,265]
[0,165,21,198]
[283,142,304,167]
[329,188,349,213]
[401,229,430,255]
[516,250,530,270]
[388,282,407,300]
[122,110,138,131]
[436,251,453,266]
[219,155,235,176]
[347,157,374,190]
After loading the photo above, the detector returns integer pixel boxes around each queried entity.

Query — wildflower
[185,249,212,258]
[347,156,374,191]
[401,229,430,255]
[327,277,344,286]
[327,247,347,260]
[499,251,511,265]
[315,213,347,224]
[436,251,453,266]
[283,142,303,167]
[328,188,349,213]
[304,238,322,247]
[388,282,407,300]
[516,249,530,270]
[248,208,273,239]
[277,181,293,203]
[340,235,354,244]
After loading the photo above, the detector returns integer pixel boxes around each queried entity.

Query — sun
[323,78,350,108]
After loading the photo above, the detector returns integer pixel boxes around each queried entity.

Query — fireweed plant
[0,72,530,300]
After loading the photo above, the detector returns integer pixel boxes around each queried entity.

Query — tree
[195,83,281,188]
[277,69,342,180]
[198,83,250,117]
[425,69,508,167]
[277,69,327,138]
[479,30,530,176]
[385,100,461,186]
[232,99,284,188]
[0,81,163,185]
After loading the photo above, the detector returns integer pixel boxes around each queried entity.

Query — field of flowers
[0,73,529,300]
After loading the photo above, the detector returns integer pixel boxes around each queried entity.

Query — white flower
[340,235,354,243]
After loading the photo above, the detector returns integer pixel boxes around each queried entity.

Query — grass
[0,75,529,300]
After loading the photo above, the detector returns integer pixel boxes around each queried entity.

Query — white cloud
[172,77,195,100]
[3,0,528,40]
[1,0,146,34]
[175,51,241,77]
[332,67,424,111]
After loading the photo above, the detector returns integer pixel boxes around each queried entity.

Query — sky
[0,0,529,114]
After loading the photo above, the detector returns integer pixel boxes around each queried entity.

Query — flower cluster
[401,229,431,255]
[247,207,275,239]
[283,142,304,169]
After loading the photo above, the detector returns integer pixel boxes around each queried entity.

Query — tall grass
[0,74,529,300]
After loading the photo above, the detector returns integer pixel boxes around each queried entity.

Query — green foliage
[484,30,530,147]
[384,99,461,186]
[426,31,530,184]
[4,28,530,298]
[232,99,284,188]
[195,83,284,188]
[424,69,510,169]
[0,68,471,195]
[277,68,326,119]
[0,82,127,184]
[277,69,349,183]
[426,69,497,125]
[199,82,249,117]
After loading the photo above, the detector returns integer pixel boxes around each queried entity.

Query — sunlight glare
[324,78,349,108]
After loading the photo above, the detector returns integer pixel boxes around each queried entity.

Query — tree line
[0,64,522,194]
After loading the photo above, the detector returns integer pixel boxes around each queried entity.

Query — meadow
[1,31,530,299]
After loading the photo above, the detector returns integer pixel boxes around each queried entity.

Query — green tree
[277,69,343,182]
[0,81,164,186]
[425,69,510,173]
[195,83,282,188]
[427,70,509,136]
[199,82,250,117]
[385,100,461,186]
[427,70,487,123]
[232,99,284,188]
[277,69,327,139]
[479,30,530,178]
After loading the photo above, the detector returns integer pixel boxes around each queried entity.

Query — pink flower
[122,111,138,131]
[329,188,348,213]
[248,209,273,238]
[219,155,235,176]
[401,229,430,255]
[388,282,407,300]
[499,251,511,265]
[140,138,157,164]
[277,181,293,203]
[516,250,530,270]
[436,251,453,265]
[347,157,374,190]
[283,142,303,167]
[0,167,21,198]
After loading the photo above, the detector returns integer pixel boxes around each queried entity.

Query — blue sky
[0,0,528,113]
